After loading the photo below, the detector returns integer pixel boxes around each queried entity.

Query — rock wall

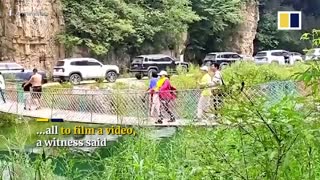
[225,0,259,56]
[0,0,65,71]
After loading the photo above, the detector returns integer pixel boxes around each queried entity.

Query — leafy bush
[169,61,308,90]
[223,61,308,87]
[170,64,201,89]
[0,113,19,127]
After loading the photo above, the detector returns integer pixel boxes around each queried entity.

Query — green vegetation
[59,0,199,56]
[59,0,320,62]
[59,0,247,60]
[0,61,319,179]
[1,30,320,179]
[1,110,320,179]
[169,61,309,89]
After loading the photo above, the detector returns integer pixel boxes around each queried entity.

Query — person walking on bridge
[210,63,223,86]
[155,71,176,124]
[0,72,6,103]
[196,66,212,121]
[147,71,160,118]
[22,80,32,110]
[24,68,42,110]
[209,63,224,117]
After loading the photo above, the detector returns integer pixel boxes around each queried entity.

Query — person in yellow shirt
[196,66,212,121]
[154,72,168,91]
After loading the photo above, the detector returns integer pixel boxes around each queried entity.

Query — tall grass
[168,61,308,89]
[222,61,309,86]
[2,118,320,179]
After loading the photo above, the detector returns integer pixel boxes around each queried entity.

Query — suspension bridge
[0,81,306,126]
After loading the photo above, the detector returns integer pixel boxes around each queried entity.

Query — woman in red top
[156,71,176,124]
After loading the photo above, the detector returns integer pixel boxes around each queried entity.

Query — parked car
[0,62,48,83]
[202,52,242,68]
[16,71,48,84]
[305,48,320,61]
[289,52,303,63]
[129,54,189,79]
[254,50,293,65]
[239,54,254,61]
[52,58,120,85]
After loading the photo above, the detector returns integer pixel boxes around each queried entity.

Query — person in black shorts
[31,86,42,99]
[24,68,43,110]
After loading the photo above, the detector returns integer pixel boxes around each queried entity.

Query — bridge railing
[0,81,312,123]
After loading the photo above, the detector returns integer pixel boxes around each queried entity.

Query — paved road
[6,77,149,89]
[6,73,193,89]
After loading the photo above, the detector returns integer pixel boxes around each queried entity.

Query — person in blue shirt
[149,72,158,89]
[147,72,159,117]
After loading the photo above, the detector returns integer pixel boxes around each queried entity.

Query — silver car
[202,52,242,67]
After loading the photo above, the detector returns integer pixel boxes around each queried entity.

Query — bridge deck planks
[0,101,218,127]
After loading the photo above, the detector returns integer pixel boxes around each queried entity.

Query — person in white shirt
[209,63,224,117]
[209,63,223,87]
[0,72,6,103]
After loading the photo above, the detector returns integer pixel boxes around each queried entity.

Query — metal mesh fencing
[0,81,313,125]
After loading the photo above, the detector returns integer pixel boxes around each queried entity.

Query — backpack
[221,75,225,86]
[170,85,177,98]
[212,73,225,96]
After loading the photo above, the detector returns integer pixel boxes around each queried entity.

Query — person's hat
[158,70,168,76]
[200,66,208,71]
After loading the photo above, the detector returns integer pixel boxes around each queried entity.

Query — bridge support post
[50,94,54,119]
[16,82,23,119]
[90,94,93,123]
[16,90,19,116]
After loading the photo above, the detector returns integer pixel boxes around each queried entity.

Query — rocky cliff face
[0,0,65,71]
[225,0,259,56]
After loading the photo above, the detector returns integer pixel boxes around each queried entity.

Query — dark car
[0,62,48,83]
[129,54,189,79]
[16,71,48,84]
[202,52,242,68]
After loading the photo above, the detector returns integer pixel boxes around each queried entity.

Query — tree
[185,0,244,62]
[59,0,199,56]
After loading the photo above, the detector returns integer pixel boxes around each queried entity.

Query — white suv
[254,50,293,65]
[52,58,120,85]
[305,48,320,61]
